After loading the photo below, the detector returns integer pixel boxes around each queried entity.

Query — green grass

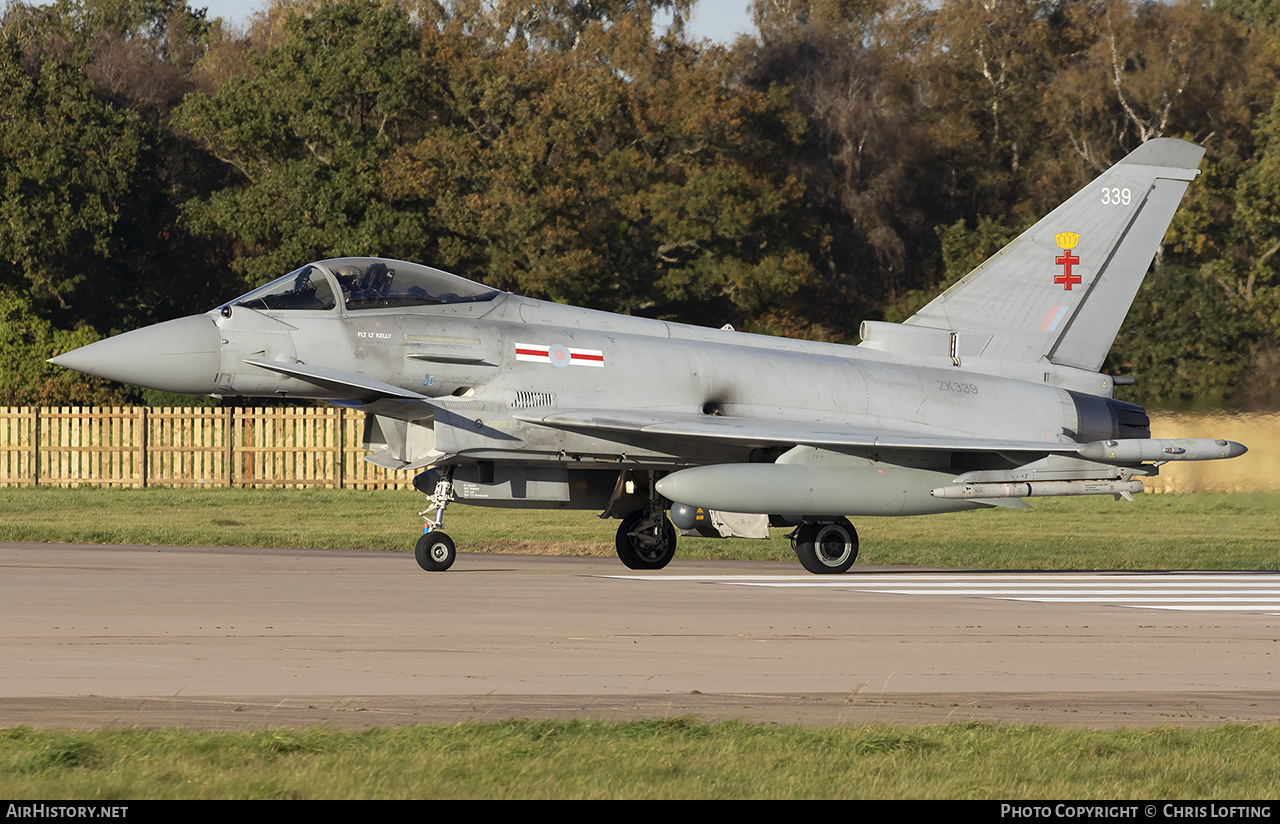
[3,721,1280,799]
[2,486,1279,569]
[856,491,1280,570]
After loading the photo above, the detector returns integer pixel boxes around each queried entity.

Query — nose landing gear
[415,531,456,571]
[414,469,457,571]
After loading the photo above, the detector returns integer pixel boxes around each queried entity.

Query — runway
[2,542,1278,729]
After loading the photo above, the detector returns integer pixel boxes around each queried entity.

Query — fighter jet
[50,138,1247,574]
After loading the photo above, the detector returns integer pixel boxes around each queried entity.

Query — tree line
[3,0,1279,409]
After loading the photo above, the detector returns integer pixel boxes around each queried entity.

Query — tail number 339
[1101,187,1132,206]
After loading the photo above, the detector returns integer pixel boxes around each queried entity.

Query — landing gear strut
[415,469,457,571]
[791,518,859,574]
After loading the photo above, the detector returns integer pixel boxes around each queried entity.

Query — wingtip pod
[1077,438,1248,463]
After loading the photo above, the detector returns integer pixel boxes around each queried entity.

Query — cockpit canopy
[227,258,500,313]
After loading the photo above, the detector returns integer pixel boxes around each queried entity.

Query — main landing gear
[415,469,457,571]
[790,518,859,574]
[610,470,677,571]
[614,508,678,570]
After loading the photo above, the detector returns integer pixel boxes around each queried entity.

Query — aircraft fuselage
[208,290,1111,472]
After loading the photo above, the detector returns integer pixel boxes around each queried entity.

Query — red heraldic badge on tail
[1054,232,1082,291]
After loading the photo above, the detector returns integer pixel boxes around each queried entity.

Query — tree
[175,0,430,286]
[0,1,235,404]
[1044,0,1268,168]
[0,35,144,316]
[1107,265,1247,408]
[177,0,817,331]
[0,293,116,405]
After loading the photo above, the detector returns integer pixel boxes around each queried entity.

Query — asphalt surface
[3,542,1278,729]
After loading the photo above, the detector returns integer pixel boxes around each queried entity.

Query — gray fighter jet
[50,138,1247,574]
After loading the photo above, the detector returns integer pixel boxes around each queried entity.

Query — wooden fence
[1146,413,1280,494]
[0,407,1275,492]
[0,407,413,488]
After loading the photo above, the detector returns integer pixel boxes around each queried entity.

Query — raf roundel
[515,343,605,368]
[548,344,572,368]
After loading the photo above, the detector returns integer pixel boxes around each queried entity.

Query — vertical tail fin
[905,138,1204,371]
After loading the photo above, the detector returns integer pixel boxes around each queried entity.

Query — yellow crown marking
[1055,231,1081,249]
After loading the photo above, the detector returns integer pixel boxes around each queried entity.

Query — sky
[194,0,760,44]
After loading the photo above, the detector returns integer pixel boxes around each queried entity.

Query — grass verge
[3,721,1280,799]
[2,486,1280,569]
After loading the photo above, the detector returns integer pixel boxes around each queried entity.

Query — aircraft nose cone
[48,314,221,395]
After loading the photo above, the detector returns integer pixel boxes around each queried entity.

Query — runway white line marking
[727,585,1280,593]
[1001,598,1280,604]
[768,589,1280,596]
[613,574,1280,583]
[606,572,1280,615]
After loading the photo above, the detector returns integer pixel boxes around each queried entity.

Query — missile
[929,479,1146,500]
[1077,438,1247,462]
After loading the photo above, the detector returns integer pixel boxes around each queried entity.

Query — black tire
[794,519,858,574]
[415,531,457,571]
[615,510,678,570]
